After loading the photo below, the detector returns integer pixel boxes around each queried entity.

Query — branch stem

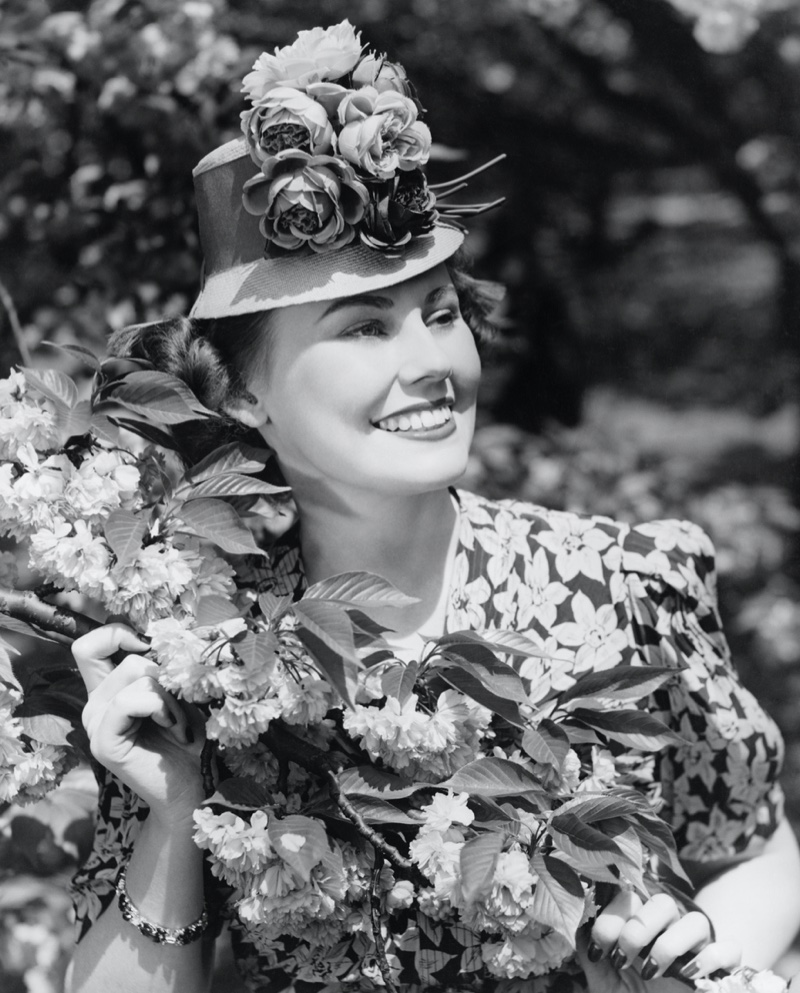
[0,587,100,643]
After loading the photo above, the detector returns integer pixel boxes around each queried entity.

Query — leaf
[295,625,359,708]
[103,510,147,568]
[480,628,564,660]
[547,811,624,868]
[521,720,571,771]
[293,600,357,661]
[0,645,21,690]
[568,708,685,750]
[601,821,646,893]
[109,416,179,450]
[531,852,585,944]
[88,413,121,445]
[187,442,274,482]
[268,814,328,882]
[107,370,213,423]
[234,631,277,675]
[179,474,288,501]
[431,642,529,704]
[460,831,504,903]
[258,592,293,622]
[558,666,680,707]
[345,796,424,826]
[438,666,526,727]
[203,777,272,811]
[336,766,426,799]
[175,498,266,557]
[193,595,242,628]
[42,340,102,373]
[303,572,418,608]
[441,758,547,799]
[19,713,73,746]
[21,367,78,409]
[553,793,640,824]
[0,613,62,644]
[381,660,418,704]
[57,399,92,442]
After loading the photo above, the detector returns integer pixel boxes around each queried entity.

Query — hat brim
[189,224,465,320]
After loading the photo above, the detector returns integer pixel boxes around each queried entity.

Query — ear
[223,394,271,429]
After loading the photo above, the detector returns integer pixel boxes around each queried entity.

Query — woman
[66,20,800,993]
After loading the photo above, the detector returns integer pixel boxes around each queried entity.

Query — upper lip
[374,398,453,422]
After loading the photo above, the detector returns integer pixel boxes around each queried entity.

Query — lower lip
[374,416,457,441]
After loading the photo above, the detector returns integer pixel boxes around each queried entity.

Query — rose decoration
[241,20,363,99]
[351,53,413,97]
[241,87,335,163]
[360,169,438,251]
[336,86,431,180]
[242,149,369,253]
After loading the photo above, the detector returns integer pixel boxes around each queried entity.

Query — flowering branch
[369,852,399,993]
[0,587,100,644]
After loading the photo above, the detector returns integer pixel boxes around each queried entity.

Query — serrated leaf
[42,341,102,373]
[193,595,242,628]
[295,625,358,708]
[268,815,328,882]
[460,831,504,903]
[21,367,78,409]
[258,592,293,622]
[234,631,277,675]
[88,413,120,445]
[303,572,418,608]
[187,442,273,482]
[554,793,640,824]
[481,628,565,660]
[57,399,92,443]
[345,795,424,826]
[531,852,585,945]
[175,498,265,557]
[522,720,571,771]
[103,510,147,568]
[108,416,178,450]
[293,600,357,661]
[558,666,679,707]
[108,371,213,423]
[548,811,624,868]
[203,777,272,810]
[336,766,425,799]
[381,660,418,704]
[568,708,684,750]
[441,758,547,799]
[179,473,288,501]
[431,643,529,704]
[438,666,526,727]
[601,820,646,893]
[19,713,73,746]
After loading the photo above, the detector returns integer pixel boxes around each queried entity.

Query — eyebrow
[317,285,456,323]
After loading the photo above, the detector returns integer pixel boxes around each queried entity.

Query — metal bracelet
[115,862,209,946]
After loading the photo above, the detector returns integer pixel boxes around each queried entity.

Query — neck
[292,482,459,640]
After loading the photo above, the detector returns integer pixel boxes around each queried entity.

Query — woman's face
[244,263,482,500]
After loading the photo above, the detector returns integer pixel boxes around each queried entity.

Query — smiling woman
[63,18,800,993]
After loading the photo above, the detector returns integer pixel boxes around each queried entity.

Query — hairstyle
[108,253,503,468]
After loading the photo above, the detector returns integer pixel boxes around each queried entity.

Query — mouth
[374,400,454,434]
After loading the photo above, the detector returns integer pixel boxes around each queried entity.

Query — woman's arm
[688,817,800,969]
[65,811,212,993]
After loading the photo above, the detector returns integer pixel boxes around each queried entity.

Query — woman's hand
[73,623,205,824]
[577,889,741,992]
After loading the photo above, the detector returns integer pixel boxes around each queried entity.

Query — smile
[374,403,453,433]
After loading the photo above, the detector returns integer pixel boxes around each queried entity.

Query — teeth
[376,405,453,432]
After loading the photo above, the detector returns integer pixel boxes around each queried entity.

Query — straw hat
[188,20,501,320]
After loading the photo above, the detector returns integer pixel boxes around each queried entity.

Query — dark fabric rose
[360,170,438,252]
[242,150,369,253]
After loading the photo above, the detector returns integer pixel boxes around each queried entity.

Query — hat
[189,20,500,320]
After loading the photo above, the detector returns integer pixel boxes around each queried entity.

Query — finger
[73,624,150,693]
[675,939,741,983]
[612,893,681,970]
[589,889,642,960]
[639,910,713,980]
[89,679,187,751]
[85,654,160,708]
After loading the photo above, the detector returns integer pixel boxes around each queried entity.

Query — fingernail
[587,941,604,963]
[610,947,628,971]
[185,727,195,744]
[641,957,659,981]
[680,960,701,981]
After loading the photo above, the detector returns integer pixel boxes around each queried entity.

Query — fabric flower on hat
[242,150,369,253]
[361,169,437,251]
[241,87,335,165]
[351,54,413,97]
[242,20,363,100]
[337,87,431,180]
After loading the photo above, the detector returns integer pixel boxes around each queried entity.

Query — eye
[426,307,460,329]
[340,320,388,339]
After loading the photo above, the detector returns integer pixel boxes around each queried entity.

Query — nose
[396,314,453,387]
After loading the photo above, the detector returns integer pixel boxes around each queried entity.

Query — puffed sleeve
[69,764,150,941]
[619,519,785,862]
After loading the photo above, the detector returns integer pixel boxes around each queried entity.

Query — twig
[369,851,399,993]
[324,768,415,873]
[0,587,100,642]
[201,740,216,798]
[0,277,30,366]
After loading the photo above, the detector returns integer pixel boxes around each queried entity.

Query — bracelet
[116,863,209,946]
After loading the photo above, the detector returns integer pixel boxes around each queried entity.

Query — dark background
[1,1,800,989]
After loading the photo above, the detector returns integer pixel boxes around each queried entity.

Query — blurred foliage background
[2,0,800,989]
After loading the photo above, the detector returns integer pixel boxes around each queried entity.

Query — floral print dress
[70,490,785,991]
